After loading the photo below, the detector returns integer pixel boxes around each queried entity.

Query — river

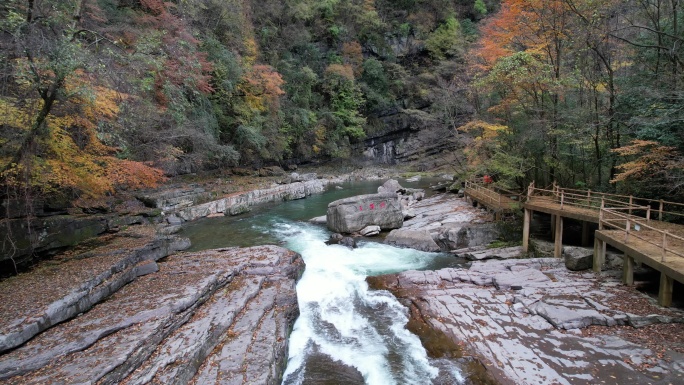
[181,179,467,384]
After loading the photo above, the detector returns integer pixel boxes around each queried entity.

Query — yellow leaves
[312,125,327,154]
[458,120,511,173]
[243,37,259,66]
[90,86,126,120]
[458,120,510,141]
[2,77,162,199]
[66,70,128,121]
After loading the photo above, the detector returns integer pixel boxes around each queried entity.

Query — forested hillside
[466,0,684,201]
[1,0,682,209]
[1,0,484,207]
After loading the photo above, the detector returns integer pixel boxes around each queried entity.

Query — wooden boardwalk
[465,179,684,307]
[463,179,522,218]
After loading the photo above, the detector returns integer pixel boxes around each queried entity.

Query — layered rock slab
[0,225,190,354]
[369,258,684,385]
[386,193,497,252]
[0,245,304,385]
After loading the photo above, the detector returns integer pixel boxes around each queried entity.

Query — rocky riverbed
[0,224,304,384]
[368,248,684,384]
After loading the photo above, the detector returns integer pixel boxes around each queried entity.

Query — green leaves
[425,17,465,60]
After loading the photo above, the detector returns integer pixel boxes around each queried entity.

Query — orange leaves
[324,64,355,81]
[473,0,570,71]
[611,140,681,183]
[459,120,510,141]
[474,0,524,70]
[239,65,285,112]
[341,42,364,76]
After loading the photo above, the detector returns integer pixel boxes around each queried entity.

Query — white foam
[278,222,455,385]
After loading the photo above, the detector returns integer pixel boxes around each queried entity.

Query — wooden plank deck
[595,229,684,283]
[524,196,600,223]
[518,183,684,306]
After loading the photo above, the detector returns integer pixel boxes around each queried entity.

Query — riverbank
[0,162,405,274]
[0,223,304,384]
[367,194,684,385]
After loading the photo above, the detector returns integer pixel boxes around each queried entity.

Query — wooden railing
[526,182,684,221]
[464,179,524,210]
[600,205,684,260]
[527,182,636,212]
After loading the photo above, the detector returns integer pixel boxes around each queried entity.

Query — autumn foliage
[1,71,166,198]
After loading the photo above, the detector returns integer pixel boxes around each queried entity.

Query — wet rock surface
[0,240,304,385]
[386,229,441,252]
[370,258,684,385]
[563,246,594,271]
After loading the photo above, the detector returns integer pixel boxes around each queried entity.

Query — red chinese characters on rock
[358,201,387,211]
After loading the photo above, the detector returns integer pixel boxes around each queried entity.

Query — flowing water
[181,179,467,384]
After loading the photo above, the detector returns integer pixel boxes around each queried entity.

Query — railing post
[659,200,664,221]
[662,232,668,262]
[629,196,633,216]
[646,206,651,222]
[599,198,604,230]
[587,189,591,207]
[560,190,565,210]
[625,218,630,242]
[527,181,534,200]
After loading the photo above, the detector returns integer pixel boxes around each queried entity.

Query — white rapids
[274,221,461,385]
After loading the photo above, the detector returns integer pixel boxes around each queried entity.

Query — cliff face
[359,107,467,169]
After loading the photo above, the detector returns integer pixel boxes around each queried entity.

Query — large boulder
[338,237,358,249]
[378,179,404,194]
[359,225,381,237]
[434,223,500,250]
[385,229,441,252]
[563,246,594,271]
[326,193,403,234]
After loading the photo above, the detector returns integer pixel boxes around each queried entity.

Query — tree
[612,140,684,200]
[0,0,165,205]
[320,64,366,157]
